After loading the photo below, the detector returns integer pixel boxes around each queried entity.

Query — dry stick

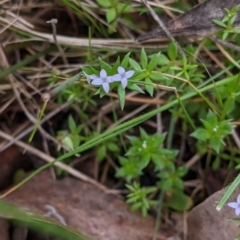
[0,0,23,34]
[0,47,58,151]
[214,40,240,68]
[140,0,185,57]
[0,102,69,152]
[2,11,162,49]
[209,36,240,52]
[0,130,109,198]
[46,19,68,66]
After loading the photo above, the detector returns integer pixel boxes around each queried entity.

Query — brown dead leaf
[4,171,178,240]
[187,185,240,240]
[137,0,240,41]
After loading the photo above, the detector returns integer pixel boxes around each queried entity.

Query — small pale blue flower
[227,194,240,216]
[90,69,112,93]
[83,71,97,84]
[112,66,134,89]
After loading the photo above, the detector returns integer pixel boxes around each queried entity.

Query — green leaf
[141,206,147,217]
[118,85,126,110]
[125,183,135,192]
[108,20,117,33]
[150,72,168,81]
[96,145,106,161]
[144,187,157,194]
[157,54,170,65]
[129,58,142,71]
[168,42,178,61]
[230,14,237,25]
[140,128,148,139]
[148,52,160,71]
[117,3,131,13]
[128,83,145,93]
[158,179,172,191]
[233,28,240,34]
[96,0,111,8]
[98,58,112,72]
[140,48,148,69]
[107,142,119,152]
[142,197,149,209]
[145,78,154,96]
[131,202,142,211]
[106,8,117,23]
[209,137,222,153]
[177,166,188,177]
[212,19,227,28]
[111,57,121,74]
[158,171,169,179]
[121,52,131,69]
[126,196,139,203]
[140,153,151,168]
[206,110,218,124]
[212,156,221,170]
[62,136,74,151]
[68,115,76,133]
[166,190,193,211]
[222,31,229,40]
[127,135,140,145]
[190,128,210,141]
[173,178,184,189]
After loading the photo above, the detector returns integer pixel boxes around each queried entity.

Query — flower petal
[106,76,113,83]
[89,74,97,80]
[111,74,122,82]
[83,71,91,83]
[118,66,125,74]
[91,78,103,85]
[100,69,107,78]
[121,78,128,88]
[228,202,238,208]
[102,82,110,93]
[237,194,240,205]
[125,70,134,78]
[235,208,240,216]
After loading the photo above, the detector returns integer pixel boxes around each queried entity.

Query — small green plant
[213,4,240,40]
[57,115,84,151]
[116,129,178,180]
[191,110,233,153]
[157,165,188,191]
[126,182,157,217]
[116,128,190,215]
[96,0,131,32]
